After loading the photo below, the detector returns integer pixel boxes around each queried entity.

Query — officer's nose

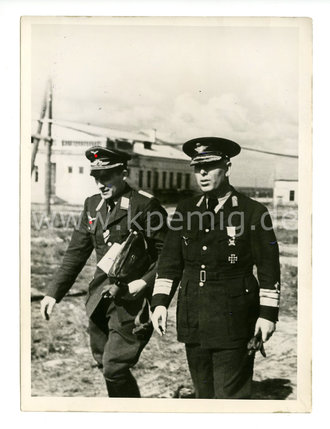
[200,168,207,176]
[96,180,104,189]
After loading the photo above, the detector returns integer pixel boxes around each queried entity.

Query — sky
[31,19,299,159]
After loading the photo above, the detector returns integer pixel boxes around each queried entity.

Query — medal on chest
[226,226,238,264]
[228,254,238,264]
[226,226,236,247]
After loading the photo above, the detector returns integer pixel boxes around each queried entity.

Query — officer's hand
[40,296,56,320]
[254,317,276,342]
[151,305,167,336]
[127,279,147,298]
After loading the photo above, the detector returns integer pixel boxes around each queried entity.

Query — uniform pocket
[181,230,198,261]
[227,276,259,340]
[176,278,189,328]
[200,282,227,335]
[115,295,145,324]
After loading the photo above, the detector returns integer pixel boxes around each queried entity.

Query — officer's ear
[225,161,232,177]
[122,168,128,181]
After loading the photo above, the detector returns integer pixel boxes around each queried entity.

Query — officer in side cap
[151,137,281,399]
[40,146,167,397]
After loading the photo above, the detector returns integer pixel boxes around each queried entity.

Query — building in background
[32,120,299,206]
[31,121,197,205]
[273,179,298,206]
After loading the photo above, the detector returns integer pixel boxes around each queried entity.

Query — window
[154,171,159,189]
[177,172,182,189]
[144,141,152,150]
[79,167,84,174]
[139,170,143,188]
[289,190,295,201]
[68,166,73,173]
[62,140,102,147]
[106,138,115,149]
[147,171,152,188]
[34,166,39,182]
[169,172,174,188]
[185,173,190,190]
[162,171,167,189]
[117,140,131,151]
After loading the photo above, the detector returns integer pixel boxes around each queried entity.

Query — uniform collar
[98,184,133,230]
[211,190,233,213]
[196,186,239,212]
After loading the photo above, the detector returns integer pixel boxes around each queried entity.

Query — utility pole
[45,81,53,216]
[31,84,48,174]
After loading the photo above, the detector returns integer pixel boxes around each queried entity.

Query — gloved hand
[254,317,276,342]
[247,332,267,357]
[120,279,147,301]
[132,321,153,339]
[151,305,167,336]
[40,296,56,320]
[101,283,122,299]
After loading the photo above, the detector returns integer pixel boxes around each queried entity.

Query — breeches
[185,343,255,399]
[88,299,152,383]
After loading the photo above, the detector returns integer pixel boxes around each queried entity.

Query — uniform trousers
[88,298,152,397]
[185,343,255,399]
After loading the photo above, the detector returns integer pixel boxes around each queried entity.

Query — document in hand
[97,242,125,275]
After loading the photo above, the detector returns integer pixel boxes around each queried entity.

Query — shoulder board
[120,196,130,210]
[138,190,153,199]
[231,195,238,207]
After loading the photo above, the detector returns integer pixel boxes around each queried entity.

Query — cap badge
[195,144,208,154]
[92,159,111,167]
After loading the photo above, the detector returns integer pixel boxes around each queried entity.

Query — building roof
[133,142,189,161]
[32,119,189,161]
[44,119,154,143]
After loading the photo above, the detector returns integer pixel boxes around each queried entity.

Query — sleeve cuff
[150,294,171,311]
[259,305,279,323]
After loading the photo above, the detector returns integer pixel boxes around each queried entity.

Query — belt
[182,268,253,282]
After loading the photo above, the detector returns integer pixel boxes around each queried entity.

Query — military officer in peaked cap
[41,146,167,397]
[151,137,280,399]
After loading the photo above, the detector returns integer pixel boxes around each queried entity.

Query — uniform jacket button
[201,264,206,269]
[199,282,204,287]
[202,245,207,250]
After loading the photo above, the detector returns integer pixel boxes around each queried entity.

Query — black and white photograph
[20,16,312,412]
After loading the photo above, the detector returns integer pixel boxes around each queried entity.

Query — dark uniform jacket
[151,187,280,349]
[47,184,167,323]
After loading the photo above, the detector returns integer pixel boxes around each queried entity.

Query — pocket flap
[181,229,197,239]
[228,278,247,297]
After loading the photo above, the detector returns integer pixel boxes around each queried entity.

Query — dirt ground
[30,206,297,399]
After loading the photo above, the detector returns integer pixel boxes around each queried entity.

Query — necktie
[106,197,115,211]
[203,197,218,229]
[208,197,218,214]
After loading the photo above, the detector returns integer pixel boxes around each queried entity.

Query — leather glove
[247,332,267,357]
